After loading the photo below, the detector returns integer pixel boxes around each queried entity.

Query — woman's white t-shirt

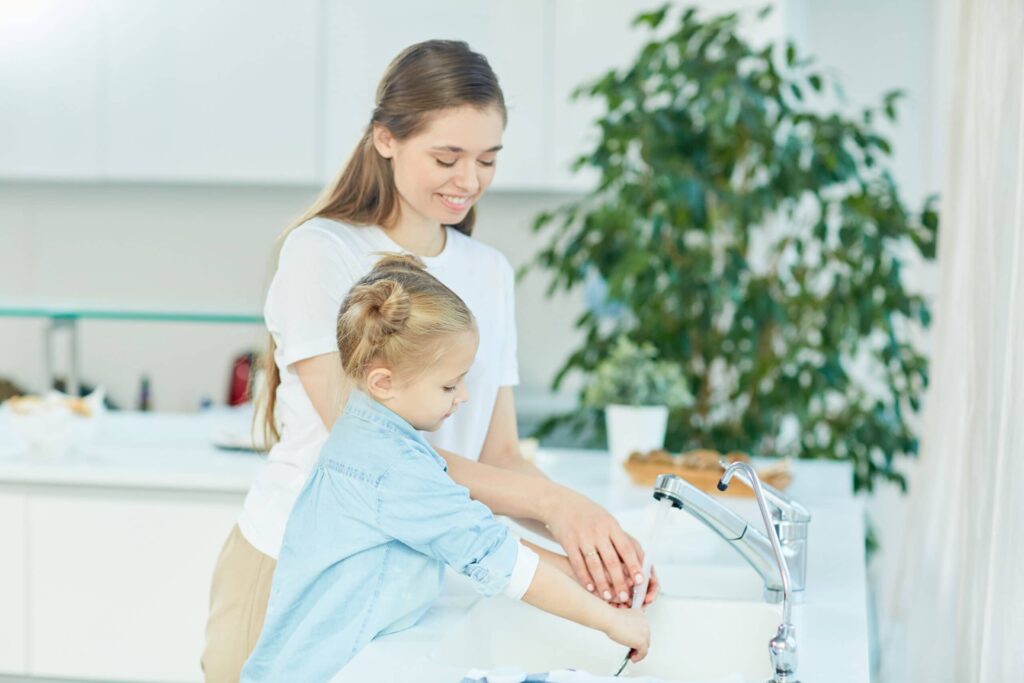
[237,218,520,559]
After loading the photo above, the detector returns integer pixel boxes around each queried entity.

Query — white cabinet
[27,491,239,682]
[0,0,101,179]
[323,0,548,190]
[0,0,790,190]
[548,0,656,192]
[0,493,28,675]
[103,0,320,184]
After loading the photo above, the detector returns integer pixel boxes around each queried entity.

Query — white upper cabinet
[0,0,789,190]
[0,0,101,179]
[102,0,320,184]
[549,0,657,192]
[322,0,548,190]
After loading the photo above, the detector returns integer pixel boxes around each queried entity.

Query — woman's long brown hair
[257,40,506,447]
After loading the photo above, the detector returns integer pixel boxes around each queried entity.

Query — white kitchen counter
[331,451,870,683]
[0,412,869,683]
[0,410,261,494]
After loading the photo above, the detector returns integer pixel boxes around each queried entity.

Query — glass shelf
[0,302,263,324]
[0,301,264,397]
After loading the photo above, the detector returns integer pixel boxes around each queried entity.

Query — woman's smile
[438,193,473,212]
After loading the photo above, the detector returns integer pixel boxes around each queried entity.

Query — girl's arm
[521,560,650,663]
[296,356,655,606]
[520,539,575,580]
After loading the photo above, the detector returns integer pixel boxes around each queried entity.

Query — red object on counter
[228,352,256,406]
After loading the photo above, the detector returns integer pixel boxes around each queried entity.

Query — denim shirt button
[470,566,489,582]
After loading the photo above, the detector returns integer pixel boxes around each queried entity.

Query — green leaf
[633,3,671,29]
[521,1,937,495]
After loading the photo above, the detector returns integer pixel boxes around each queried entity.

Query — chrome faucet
[719,462,800,683]
[651,464,810,604]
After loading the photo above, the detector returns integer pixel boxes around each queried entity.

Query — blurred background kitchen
[1,1,1021,683]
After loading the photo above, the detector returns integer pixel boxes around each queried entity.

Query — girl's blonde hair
[257,40,505,446]
[336,254,475,383]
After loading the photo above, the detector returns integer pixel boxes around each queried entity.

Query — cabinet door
[0,0,101,179]
[103,0,320,184]
[323,0,548,190]
[0,493,28,675]
[28,492,240,682]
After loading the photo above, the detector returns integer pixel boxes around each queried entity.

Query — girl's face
[366,329,478,432]
[374,105,504,228]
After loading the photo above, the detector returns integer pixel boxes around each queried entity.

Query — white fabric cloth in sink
[460,668,745,683]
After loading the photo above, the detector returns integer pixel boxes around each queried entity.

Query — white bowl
[1,389,105,459]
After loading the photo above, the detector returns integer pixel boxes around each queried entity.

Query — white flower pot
[605,404,669,467]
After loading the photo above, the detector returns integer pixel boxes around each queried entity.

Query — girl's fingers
[643,565,660,605]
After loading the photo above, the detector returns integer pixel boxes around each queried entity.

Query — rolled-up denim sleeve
[377,460,533,597]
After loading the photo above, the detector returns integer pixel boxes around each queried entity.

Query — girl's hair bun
[363,278,410,337]
[337,252,475,381]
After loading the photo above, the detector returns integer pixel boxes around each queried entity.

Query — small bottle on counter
[137,375,151,412]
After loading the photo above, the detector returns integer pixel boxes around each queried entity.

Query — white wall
[0,0,941,427]
[0,182,586,412]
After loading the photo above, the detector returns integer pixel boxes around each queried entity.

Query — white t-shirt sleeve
[265,226,361,368]
[497,257,520,387]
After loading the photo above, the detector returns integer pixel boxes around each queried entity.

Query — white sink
[429,592,781,682]
[655,563,766,602]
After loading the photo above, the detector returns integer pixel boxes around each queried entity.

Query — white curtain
[880,1,1024,681]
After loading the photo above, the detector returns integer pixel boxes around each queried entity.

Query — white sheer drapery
[880,1,1024,681]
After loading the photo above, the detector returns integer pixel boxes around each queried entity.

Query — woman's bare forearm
[437,448,558,520]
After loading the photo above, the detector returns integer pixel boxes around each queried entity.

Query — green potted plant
[582,336,692,466]
[528,4,938,492]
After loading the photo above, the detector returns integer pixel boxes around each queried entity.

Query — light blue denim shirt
[242,389,537,683]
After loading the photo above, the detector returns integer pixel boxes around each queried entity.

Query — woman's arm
[295,359,655,606]
[477,386,546,477]
[464,386,651,605]
[294,352,348,429]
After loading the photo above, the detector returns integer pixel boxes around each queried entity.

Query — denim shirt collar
[343,389,447,470]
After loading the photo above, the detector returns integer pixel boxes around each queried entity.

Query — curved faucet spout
[720,462,793,624]
[652,473,807,603]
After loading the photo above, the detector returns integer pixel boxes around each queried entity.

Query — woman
[202,39,657,681]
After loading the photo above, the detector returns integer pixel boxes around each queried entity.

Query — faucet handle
[718,459,810,523]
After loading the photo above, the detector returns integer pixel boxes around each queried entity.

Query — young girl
[204,40,657,681]
[241,255,649,682]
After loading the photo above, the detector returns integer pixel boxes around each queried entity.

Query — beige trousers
[201,524,276,683]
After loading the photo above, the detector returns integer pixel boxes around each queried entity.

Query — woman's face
[374,105,504,227]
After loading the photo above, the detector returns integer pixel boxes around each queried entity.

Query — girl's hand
[624,533,660,607]
[543,489,644,604]
[603,606,650,662]
[642,564,660,606]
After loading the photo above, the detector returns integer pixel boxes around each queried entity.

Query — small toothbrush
[613,568,650,676]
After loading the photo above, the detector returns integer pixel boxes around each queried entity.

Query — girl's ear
[372,124,396,160]
[365,366,394,401]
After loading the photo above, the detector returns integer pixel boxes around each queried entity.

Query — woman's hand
[543,489,648,604]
